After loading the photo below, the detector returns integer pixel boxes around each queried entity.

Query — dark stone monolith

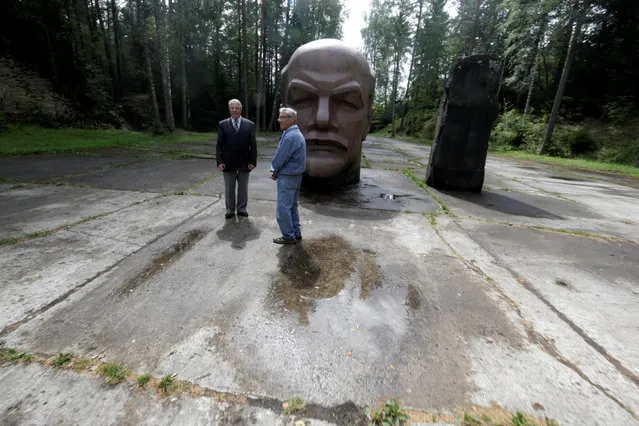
[426,54,502,192]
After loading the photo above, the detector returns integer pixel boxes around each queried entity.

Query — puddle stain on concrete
[272,236,399,325]
[359,250,382,300]
[117,229,206,296]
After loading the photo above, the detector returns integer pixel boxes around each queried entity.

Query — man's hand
[248,164,255,171]
[270,172,277,181]
[218,164,225,171]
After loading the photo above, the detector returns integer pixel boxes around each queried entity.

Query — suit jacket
[216,117,257,173]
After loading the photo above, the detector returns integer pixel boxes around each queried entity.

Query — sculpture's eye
[334,91,363,111]
[289,88,317,109]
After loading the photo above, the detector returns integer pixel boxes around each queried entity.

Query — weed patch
[99,362,131,384]
[368,399,409,426]
[51,353,73,368]
[282,397,307,415]
[137,373,152,387]
[158,374,176,393]
[0,348,33,365]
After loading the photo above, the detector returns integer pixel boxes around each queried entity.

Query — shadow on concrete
[215,217,261,250]
[443,190,563,219]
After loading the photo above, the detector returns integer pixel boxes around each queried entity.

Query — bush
[490,110,543,150]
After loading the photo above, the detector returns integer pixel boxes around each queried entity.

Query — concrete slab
[0,363,331,426]
[4,200,521,413]
[0,186,158,239]
[0,195,221,331]
[67,158,216,193]
[2,138,639,426]
[457,221,639,376]
[0,152,142,181]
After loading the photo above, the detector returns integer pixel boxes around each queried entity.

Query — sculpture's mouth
[306,138,347,153]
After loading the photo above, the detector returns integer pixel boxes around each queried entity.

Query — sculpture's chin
[305,154,348,178]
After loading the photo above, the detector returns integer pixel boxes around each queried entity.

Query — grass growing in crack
[362,152,372,168]
[511,411,537,426]
[51,353,73,368]
[282,397,307,415]
[71,357,91,372]
[368,399,409,426]
[461,411,484,425]
[0,230,56,246]
[98,362,131,385]
[0,348,33,365]
[403,169,455,217]
[0,213,109,246]
[137,373,152,387]
[427,211,439,226]
[158,374,176,393]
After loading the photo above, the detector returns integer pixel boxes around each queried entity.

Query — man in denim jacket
[270,107,307,244]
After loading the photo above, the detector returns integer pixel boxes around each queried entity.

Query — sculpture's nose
[314,96,330,129]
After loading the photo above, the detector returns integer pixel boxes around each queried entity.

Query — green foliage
[98,362,131,385]
[511,411,536,426]
[368,399,409,426]
[51,353,73,368]
[137,373,152,387]
[158,374,175,393]
[0,348,33,365]
[0,125,212,156]
[490,110,543,150]
[282,397,307,415]
[490,110,637,164]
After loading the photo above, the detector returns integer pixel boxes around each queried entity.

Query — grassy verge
[491,150,639,178]
[0,125,214,156]
[369,130,432,146]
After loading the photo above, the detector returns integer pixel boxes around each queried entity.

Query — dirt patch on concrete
[118,229,206,296]
[273,236,357,325]
[406,284,421,310]
[272,236,387,325]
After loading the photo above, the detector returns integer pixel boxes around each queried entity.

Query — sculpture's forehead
[287,50,371,80]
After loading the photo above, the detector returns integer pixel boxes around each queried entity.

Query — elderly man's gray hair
[228,99,242,108]
[279,107,297,120]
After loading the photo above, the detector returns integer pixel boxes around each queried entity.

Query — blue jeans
[276,174,302,239]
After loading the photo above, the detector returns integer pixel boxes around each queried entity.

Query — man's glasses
[278,116,290,122]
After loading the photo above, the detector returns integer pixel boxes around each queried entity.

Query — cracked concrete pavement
[0,135,638,425]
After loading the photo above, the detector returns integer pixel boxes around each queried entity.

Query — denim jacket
[270,125,306,175]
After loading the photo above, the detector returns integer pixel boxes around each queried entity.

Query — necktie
[234,119,239,132]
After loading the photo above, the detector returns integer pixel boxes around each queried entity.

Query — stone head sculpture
[281,39,376,187]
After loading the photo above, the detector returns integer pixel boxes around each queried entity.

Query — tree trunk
[236,0,242,97]
[539,1,586,155]
[178,0,189,129]
[110,0,124,100]
[401,0,423,133]
[241,0,249,118]
[256,0,266,132]
[136,0,161,129]
[269,0,290,130]
[524,15,547,116]
[154,0,175,131]
[95,0,115,97]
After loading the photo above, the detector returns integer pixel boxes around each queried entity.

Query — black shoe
[237,212,249,217]
[273,237,296,245]
[225,212,235,219]
[295,235,302,241]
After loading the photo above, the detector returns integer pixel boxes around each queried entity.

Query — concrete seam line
[0,199,220,338]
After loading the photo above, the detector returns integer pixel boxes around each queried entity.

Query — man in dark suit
[216,99,257,219]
